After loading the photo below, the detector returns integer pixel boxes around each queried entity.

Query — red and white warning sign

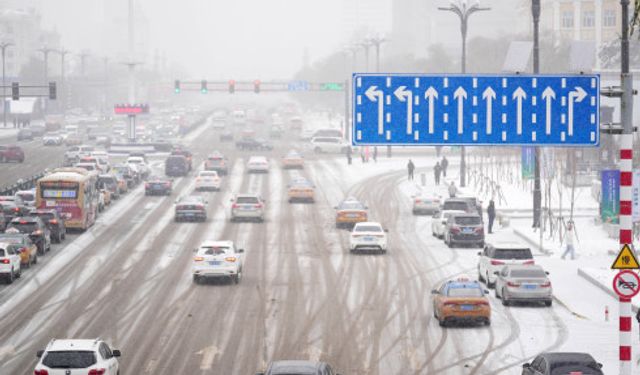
[613,270,640,299]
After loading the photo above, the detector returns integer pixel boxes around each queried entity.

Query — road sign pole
[619,1,634,374]
[344,79,350,142]
[532,0,542,229]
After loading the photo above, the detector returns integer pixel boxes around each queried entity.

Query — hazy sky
[34,0,391,80]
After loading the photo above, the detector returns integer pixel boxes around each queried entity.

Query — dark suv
[165,155,189,177]
[6,216,51,255]
[145,176,173,196]
[174,196,207,222]
[444,213,484,248]
[29,209,66,243]
[442,198,475,213]
[0,145,25,163]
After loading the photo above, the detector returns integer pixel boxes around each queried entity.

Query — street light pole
[56,48,70,113]
[532,0,542,229]
[37,47,54,114]
[439,0,490,188]
[369,36,386,73]
[0,42,14,128]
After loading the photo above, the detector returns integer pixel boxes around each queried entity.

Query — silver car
[230,194,265,222]
[494,265,552,307]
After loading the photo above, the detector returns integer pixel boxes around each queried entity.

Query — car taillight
[475,301,489,305]
[225,257,237,262]
[507,281,521,287]
[144,183,150,188]
[34,370,48,375]
[443,301,457,306]
[165,182,171,187]
[474,227,484,233]
[490,260,504,266]
[540,281,551,288]
[13,207,20,213]
[352,235,364,238]
[194,256,204,262]
[0,259,9,264]
[49,219,58,225]
[522,260,535,265]
[231,203,239,208]
[20,247,27,253]
[450,226,461,234]
[255,204,263,208]
[414,199,422,203]
[88,369,106,375]
[196,178,201,182]
[373,234,385,238]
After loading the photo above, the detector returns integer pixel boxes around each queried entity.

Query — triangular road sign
[611,244,640,270]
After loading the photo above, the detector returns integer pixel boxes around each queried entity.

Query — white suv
[192,240,245,284]
[349,222,388,254]
[0,242,21,283]
[34,338,121,375]
[477,242,535,288]
[310,137,350,154]
[230,194,265,222]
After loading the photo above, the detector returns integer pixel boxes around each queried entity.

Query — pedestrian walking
[441,156,449,177]
[487,200,496,234]
[434,162,442,185]
[448,181,457,198]
[407,159,415,181]
[373,147,378,163]
[561,221,576,260]
[360,150,365,163]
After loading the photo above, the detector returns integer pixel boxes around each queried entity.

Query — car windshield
[510,269,546,278]
[443,202,468,211]
[339,202,364,210]
[0,234,24,244]
[494,249,533,260]
[202,246,229,255]
[42,351,97,369]
[446,285,484,297]
[17,193,34,201]
[200,172,217,177]
[9,223,38,233]
[454,216,481,225]
[0,249,5,257]
[355,225,382,233]
[34,212,55,221]
[237,197,259,204]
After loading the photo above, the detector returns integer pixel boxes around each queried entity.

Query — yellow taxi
[287,178,315,203]
[282,150,304,169]
[334,197,368,229]
[0,233,39,268]
[431,277,491,327]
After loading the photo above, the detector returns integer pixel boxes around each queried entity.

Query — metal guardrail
[0,170,48,196]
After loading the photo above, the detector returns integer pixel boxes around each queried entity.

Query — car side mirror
[238,248,245,253]
[193,248,198,253]
[477,252,482,256]
[112,350,121,357]
[431,289,438,294]
[545,271,550,275]
[333,206,338,210]
[522,363,531,369]
[493,271,499,275]
[36,350,44,358]
[384,229,389,233]
[484,289,489,294]
[597,363,603,369]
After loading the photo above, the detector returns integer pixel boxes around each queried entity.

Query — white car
[42,133,63,146]
[91,150,110,163]
[74,162,99,172]
[15,189,36,207]
[192,240,244,284]
[126,156,150,178]
[195,170,221,191]
[230,194,265,222]
[247,156,269,173]
[349,222,388,254]
[34,339,121,375]
[431,210,465,239]
[0,242,21,283]
[412,194,441,215]
[477,242,535,288]
[310,136,350,154]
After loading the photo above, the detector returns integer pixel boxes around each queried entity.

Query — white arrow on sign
[512,87,527,135]
[482,87,496,135]
[567,86,587,136]
[394,85,413,134]
[453,87,467,134]
[365,85,385,135]
[424,87,438,134]
[541,87,556,135]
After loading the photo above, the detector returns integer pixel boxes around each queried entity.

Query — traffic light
[174,80,181,94]
[228,80,235,94]
[254,80,261,94]
[200,80,208,94]
[11,82,18,100]
[49,82,57,100]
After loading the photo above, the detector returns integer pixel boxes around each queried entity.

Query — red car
[0,145,24,163]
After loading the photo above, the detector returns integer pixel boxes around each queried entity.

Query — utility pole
[618,1,634,374]
[103,57,109,116]
[79,51,90,111]
[532,0,542,229]
[57,48,70,113]
[439,1,490,187]
[369,36,386,73]
[360,39,371,72]
[0,42,13,128]
[37,47,54,114]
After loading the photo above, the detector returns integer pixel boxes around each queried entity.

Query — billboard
[601,169,620,224]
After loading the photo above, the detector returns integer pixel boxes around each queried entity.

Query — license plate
[523,284,537,289]
[209,261,221,266]
[347,213,359,218]
[241,205,253,210]
[186,213,194,216]
[462,228,473,234]
[364,236,374,241]
[460,304,474,311]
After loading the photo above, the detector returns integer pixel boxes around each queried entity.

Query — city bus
[35,168,99,231]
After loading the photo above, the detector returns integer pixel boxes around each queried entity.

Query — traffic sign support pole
[618,1,634,374]
[532,0,542,229]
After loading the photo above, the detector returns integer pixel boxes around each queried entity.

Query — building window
[583,11,595,28]
[604,9,616,27]
[562,11,574,28]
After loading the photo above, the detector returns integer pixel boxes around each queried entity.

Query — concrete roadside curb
[577,268,639,314]
[512,227,552,255]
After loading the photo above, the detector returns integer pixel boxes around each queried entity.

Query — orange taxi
[287,178,315,203]
[0,233,38,268]
[334,197,368,229]
[432,278,491,327]
[282,150,304,169]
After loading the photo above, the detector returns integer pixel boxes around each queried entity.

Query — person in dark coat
[373,147,378,163]
[487,200,496,234]
[346,147,352,165]
[434,162,442,185]
[407,159,415,180]
[441,156,449,177]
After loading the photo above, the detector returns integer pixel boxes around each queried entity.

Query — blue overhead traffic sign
[352,73,600,146]
[288,80,310,92]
